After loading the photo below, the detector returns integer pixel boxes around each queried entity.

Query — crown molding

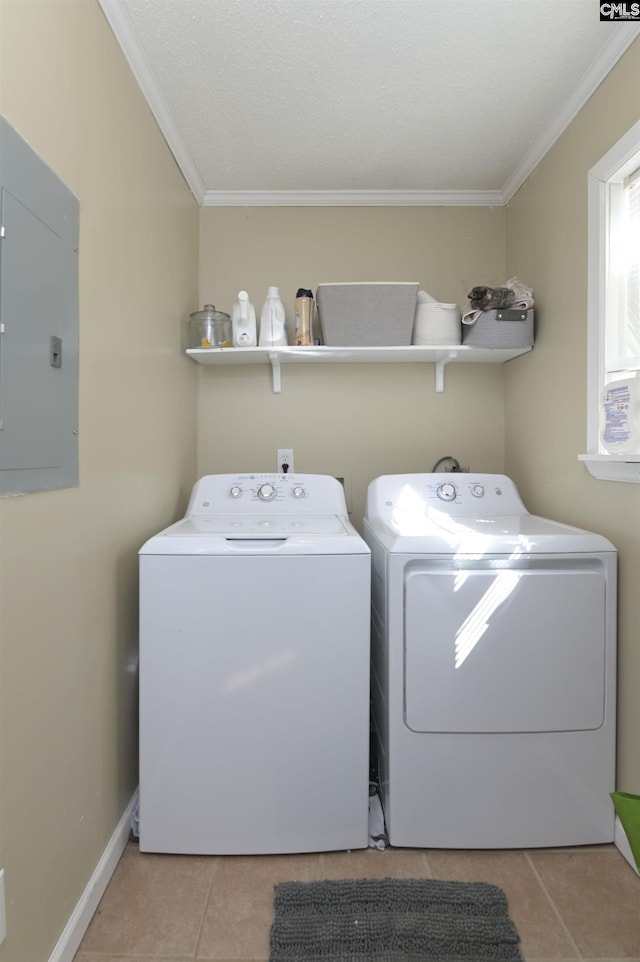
[97,0,207,204]
[502,23,640,203]
[201,189,505,207]
[99,1,638,209]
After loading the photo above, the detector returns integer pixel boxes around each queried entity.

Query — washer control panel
[257,482,277,502]
[185,473,349,516]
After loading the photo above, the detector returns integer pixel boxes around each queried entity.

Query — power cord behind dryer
[431,455,462,473]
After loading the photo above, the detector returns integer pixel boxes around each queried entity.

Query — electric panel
[0,116,79,494]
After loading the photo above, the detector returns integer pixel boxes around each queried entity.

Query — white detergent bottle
[231,290,257,347]
[259,286,287,347]
[601,373,640,453]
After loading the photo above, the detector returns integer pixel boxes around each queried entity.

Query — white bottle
[259,286,287,347]
[231,290,257,347]
[601,374,640,453]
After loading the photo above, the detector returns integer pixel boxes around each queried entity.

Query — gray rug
[269,878,524,961]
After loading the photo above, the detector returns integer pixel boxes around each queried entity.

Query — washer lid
[140,513,370,555]
[160,513,350,536]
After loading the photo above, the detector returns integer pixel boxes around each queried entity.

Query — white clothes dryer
[362,473,617,849]
[139,473,370,855]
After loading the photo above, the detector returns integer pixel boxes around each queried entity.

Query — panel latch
[50,335,62,368]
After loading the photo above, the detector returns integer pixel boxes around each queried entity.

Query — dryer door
[404,560,606,733]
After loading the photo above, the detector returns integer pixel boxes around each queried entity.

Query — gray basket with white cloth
[461,308,534,348]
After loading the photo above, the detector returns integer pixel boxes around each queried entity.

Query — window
[580,119,640,483]
[607,163,640,378]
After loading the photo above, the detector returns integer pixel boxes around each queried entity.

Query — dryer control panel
[365,473,528,523]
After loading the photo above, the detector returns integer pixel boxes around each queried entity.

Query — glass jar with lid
[188,304,232,349]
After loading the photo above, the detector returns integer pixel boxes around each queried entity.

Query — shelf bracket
[435,351,458,392]
[268,352,282,393]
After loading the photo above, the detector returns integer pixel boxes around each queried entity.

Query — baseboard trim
[45,791,635,961]
[48,789,139,962]
[614,814,639,876]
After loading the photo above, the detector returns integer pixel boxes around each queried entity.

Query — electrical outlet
[0,869,6,944]
[277,448,294,474]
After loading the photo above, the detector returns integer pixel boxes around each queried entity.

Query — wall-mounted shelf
[186,344,532,393]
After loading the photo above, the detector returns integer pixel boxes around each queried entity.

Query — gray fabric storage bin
[461,308,534,348]
[317,283,419,346]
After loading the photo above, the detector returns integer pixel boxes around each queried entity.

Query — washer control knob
[471,484,485,498]
[436,482,457,502]
[292,486,305,499]
[257,483,277,502]
[229,486,242,499]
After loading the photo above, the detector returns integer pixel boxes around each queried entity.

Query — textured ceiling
[99,0,639,204]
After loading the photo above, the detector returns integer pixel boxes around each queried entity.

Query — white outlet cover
[277,449,294,473]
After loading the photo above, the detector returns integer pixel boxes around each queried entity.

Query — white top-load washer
[363,473,617,849]
[139,473,370,855]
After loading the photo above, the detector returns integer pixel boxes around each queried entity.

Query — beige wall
[198,206,508,523]
[505,39,640,791]
[0,3,198,961]
[0,5,637,960]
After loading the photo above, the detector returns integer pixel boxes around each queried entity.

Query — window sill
[578,454,640,483]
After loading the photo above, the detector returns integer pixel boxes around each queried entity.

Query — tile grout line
[73,950,202,962]
[192,856,222,961]
[523,851,584,961]
[422,852,433,878]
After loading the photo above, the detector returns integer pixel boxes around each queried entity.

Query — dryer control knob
[471,484,485,498]
[229,486,242,498]
[257,483,277,501]
[436,482,457,502]
[292,486,305,498]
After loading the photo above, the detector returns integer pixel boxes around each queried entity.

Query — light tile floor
[74,841,640,962]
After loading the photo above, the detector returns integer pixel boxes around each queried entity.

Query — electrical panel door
[0,116,79,494]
